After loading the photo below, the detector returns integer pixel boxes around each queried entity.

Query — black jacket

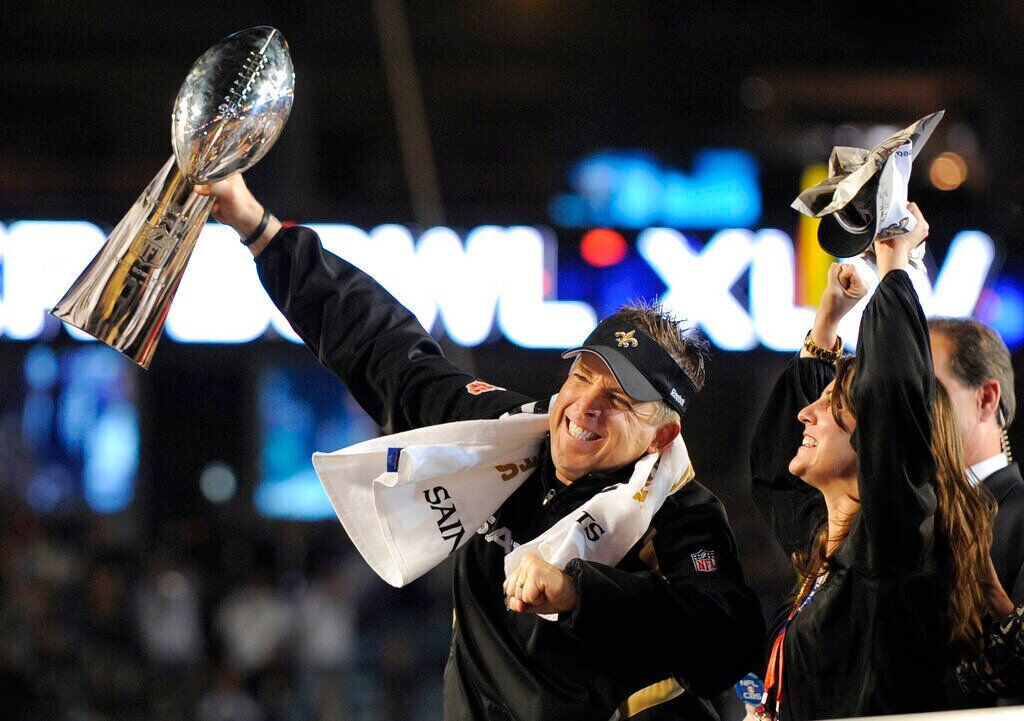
[751,270,953,720]
[985,463,1024,603]
[957,599,1024,698]
[256,226,765,721]
[946,462,1024,708]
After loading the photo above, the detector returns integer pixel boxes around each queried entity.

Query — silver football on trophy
[51,27,295,369]
[172,26,294,182]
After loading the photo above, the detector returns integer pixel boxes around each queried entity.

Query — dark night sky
[4,1,1023,227]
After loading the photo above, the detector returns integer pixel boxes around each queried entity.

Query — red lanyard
[757,573,826,721]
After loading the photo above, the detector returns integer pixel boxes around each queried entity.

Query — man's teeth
[802,435,817,448]
[568,420,599,441]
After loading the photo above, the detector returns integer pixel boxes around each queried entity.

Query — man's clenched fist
[502,553,578,615]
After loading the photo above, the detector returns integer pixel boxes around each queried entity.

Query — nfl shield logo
[466,380,505,395]
[690,548,718,572]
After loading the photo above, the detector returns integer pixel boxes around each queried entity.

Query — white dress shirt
[969,453,1009,487]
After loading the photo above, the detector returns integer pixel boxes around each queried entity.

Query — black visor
[562,317,697,417]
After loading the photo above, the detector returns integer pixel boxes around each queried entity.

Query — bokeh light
[200,461,237,504]
[24,344,59,390]
[580,228,628,267]
[929,151,968,191]
[976,281,1024,347]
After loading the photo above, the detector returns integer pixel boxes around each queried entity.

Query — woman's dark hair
[793,356,995,658]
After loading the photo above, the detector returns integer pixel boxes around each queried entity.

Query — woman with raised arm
[749,203,994,720]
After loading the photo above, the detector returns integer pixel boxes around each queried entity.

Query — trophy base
[51,156,214,369]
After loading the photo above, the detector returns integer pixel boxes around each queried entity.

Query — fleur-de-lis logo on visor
[615,330,638,348]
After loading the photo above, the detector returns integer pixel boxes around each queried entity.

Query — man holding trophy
[48,23,764,719]
[195,173,766,721]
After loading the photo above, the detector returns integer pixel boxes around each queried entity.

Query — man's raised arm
[196,176,531,432]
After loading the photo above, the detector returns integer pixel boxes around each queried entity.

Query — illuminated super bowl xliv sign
[0,220,996,352]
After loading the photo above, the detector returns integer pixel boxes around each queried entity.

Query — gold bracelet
[803,330,844,365]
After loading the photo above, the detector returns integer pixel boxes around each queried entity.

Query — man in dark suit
[930,319,1023,595]
[931,318,1024,706]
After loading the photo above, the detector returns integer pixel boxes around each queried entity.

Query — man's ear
[979,378,1001,424]
[647,420,681,454]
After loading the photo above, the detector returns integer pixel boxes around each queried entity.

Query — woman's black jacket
[751,269,952,720]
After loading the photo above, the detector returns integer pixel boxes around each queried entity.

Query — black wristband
[241,208,271,246]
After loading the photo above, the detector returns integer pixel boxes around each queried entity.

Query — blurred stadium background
[2,2,1024,719]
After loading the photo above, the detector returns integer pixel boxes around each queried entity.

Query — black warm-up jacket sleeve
[848,269,937,577]
[255,226,532,431]
[559,495,766,698]
[750,356,833,559]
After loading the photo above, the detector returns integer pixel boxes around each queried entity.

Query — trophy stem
[51,157,214,369]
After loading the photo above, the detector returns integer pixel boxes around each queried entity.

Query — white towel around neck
[311,401,694,590]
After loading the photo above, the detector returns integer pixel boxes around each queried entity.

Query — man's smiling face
[548,354,678,484]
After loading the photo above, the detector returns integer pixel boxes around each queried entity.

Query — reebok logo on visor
[466,380,505,395]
